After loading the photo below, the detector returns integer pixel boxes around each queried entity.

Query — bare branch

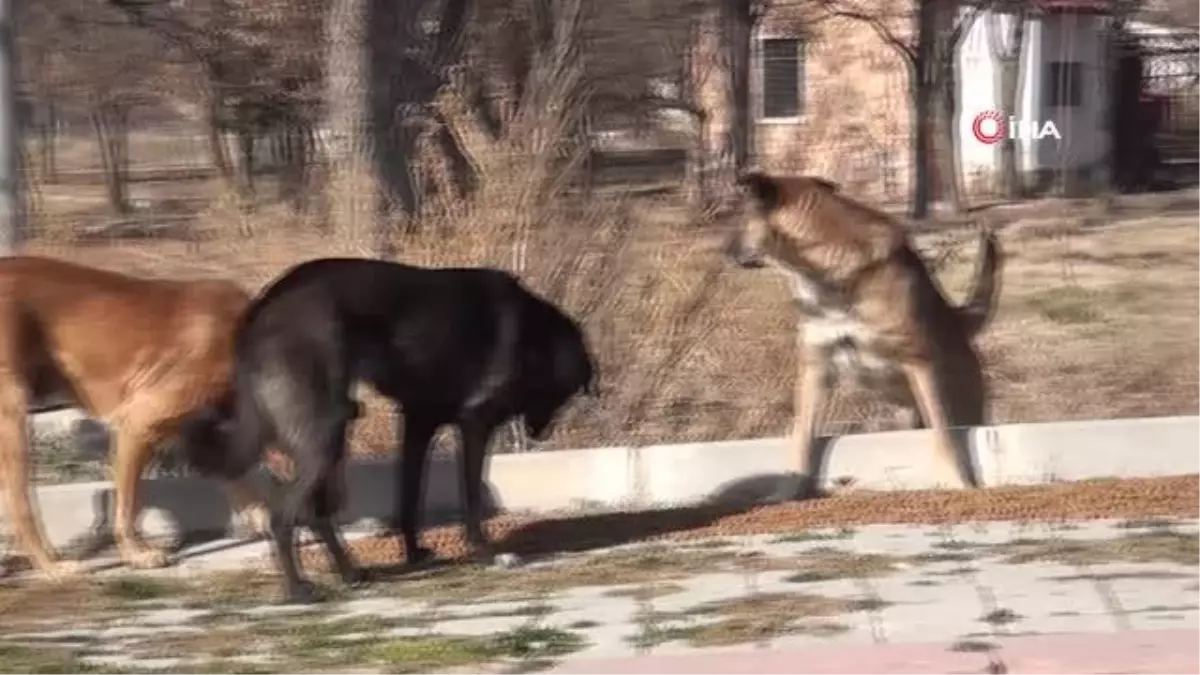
[811,0,917,64]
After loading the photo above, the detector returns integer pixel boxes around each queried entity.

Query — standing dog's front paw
[763,473,822,503]
[283,579,322,605]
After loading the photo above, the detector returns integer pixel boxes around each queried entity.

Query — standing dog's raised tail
[957,229,1004,339]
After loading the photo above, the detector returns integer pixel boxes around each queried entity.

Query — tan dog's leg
[901,362,972,489]
[0,382,81,579]
[222,477,271,539]
[789,352,828,499]
[110,424,171,569]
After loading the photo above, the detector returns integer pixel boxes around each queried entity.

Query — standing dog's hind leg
[0,380,81,579]
[900,362,974,490]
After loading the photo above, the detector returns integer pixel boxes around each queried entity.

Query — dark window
[760,38,804,119]
[1045,61,1083,108]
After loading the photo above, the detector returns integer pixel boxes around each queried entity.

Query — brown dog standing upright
[0,256,270,578]
[725,172,1003,499]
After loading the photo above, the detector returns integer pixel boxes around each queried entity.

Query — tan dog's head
[723,171,838,268]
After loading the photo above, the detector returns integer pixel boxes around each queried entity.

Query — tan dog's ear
[805,176,839,193]
[735,171,783,212]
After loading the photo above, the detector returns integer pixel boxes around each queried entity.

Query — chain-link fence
[4,10,1197,674]
[15,0,1198,470]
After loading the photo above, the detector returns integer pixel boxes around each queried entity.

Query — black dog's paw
[406,545,436,567]
[283,580,322,605]
[342,567,372,589]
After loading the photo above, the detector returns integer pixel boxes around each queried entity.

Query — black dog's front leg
[395,416,437,566]
[311,516,367,587]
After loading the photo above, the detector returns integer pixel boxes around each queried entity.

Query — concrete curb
[16,414,1200,550]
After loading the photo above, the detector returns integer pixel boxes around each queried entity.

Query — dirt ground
[296,475,1200,568]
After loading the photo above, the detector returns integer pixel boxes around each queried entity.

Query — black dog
[179,258,598,603]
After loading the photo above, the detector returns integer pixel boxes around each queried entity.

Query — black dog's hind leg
[268,507,317,604]
[310,469,367,588]
[273,447,346,604]
[459,418,497,562]
[395,414,437,566]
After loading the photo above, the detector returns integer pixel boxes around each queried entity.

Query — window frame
[754,34,806,123]
[1045,60,1083,109]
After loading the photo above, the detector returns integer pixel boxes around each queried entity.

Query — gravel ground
[302,476,1199,570]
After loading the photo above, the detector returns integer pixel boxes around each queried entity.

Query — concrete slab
[548,629,1200,674]
[4,519,1199,673]
[13,414,1197,551]
[992,415,1200,484]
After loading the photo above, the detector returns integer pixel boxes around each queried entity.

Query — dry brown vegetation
[27,174,1200,456]
[13,0,1198,462]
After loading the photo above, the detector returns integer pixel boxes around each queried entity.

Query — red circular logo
[972,111,1006,144]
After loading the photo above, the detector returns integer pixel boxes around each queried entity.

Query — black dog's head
[517,293,599,441]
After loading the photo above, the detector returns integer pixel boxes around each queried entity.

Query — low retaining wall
[18,414,1200,550]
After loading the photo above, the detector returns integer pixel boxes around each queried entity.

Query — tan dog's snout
[723,216,767,269]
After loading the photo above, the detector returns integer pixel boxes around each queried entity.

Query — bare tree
[323,0,373,243]
[816,0,988,219]
[445,0,591,223]
[717,0,759,200]
[987,0,1027,198]
[0,0,20,252]
[22,0,177,215]
[109,0,326,214]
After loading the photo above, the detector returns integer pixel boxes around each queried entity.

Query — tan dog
[724,172,1003,499]
[0,256,270,578]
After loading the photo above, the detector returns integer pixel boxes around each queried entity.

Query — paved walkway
[550,629,1200,674]
[2,517,1197,673]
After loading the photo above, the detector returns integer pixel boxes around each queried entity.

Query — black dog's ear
[735,171,782,213]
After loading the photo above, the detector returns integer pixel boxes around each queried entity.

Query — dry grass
[22,153,1200,459]
[631,591,860,648]
[993,529,1199,566]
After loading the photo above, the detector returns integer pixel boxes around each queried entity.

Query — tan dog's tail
[958,229,1003,338]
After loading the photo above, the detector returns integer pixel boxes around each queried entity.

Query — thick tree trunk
[988,10,1026,198]
[718,0,753,201]
[323,0,376,245]
[937,65,967,212]
[38,99,57,182]
[277,122,311,214]
[369,0,424,247]
[236,126,256,206]
[92,103,130,215]
[206,95,233,185]
[908,0,938,220]
[682,20,711,213]
[909,80,933,220]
